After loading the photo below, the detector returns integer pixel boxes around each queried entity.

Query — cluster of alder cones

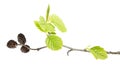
[7,33,30,53]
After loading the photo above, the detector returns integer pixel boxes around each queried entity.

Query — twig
[29,46,47,51]
[63,45,89,56]
[18,44,47,51]
[18,44,120,55]
[107,51,120,55]
[63,45,120,56]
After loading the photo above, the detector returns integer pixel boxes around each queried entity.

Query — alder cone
[7,40,17,48]
[18,33,26,44]
[21,45,30,53]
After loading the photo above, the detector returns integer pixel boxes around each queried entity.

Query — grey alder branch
[20,44,120,55]
[63,45,120,56]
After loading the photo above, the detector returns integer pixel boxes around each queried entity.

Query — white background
[0,0,120,68]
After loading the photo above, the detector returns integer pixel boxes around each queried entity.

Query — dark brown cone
[18,33,26,44]
[7,40,17,48]
[20,45,30,53]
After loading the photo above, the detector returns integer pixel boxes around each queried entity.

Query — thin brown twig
[63,45,120,56]
[18,44,47,51]
[107,51,120,54]
[29,46,47,51]
[63,45,89,56]
[18,44,120,55]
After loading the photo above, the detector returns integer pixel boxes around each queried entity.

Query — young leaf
[40,23,55,32]
[46,5,50,21]
[45,35,63,50]
[34,21,45,32]
[89,46,108,60]
[50,14,67,32]
[39,16,45,23]
[34,17,55,32]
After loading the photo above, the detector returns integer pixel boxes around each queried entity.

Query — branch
[18,44,47,51]
[107,51,120,55]
[29,46,47,51]
[19,44,120,55]
[63,45,120,56]
[63,45,89,56]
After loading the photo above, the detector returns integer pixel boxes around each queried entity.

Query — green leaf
[45,35,63,50]
[89,46,108,60]
[46,5,50,21]
[41,23,55,32]
[34,21,45,32]
[50,14,67,32]
[34,16,55,32]
[34,21,55,32]
[39,16,45,23]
